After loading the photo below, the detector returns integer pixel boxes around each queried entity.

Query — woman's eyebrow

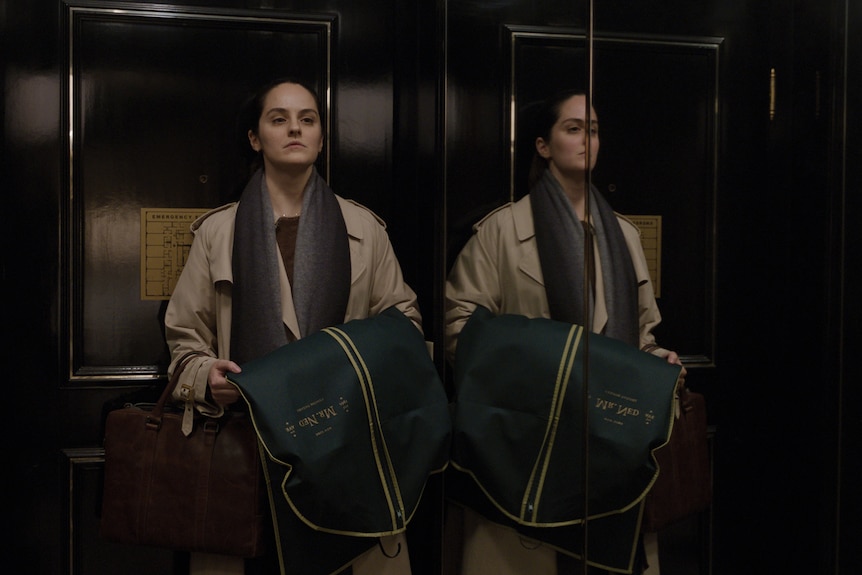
[265,107,319,116]
[560,117,599,126]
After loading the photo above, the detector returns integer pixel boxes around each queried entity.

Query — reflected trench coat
[443,193,671,575]
[445,193,669,361]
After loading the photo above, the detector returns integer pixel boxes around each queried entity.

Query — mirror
[442,0,717,572]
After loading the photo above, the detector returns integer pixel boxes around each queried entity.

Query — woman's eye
[301,117,315,125]
[272,117,286,124]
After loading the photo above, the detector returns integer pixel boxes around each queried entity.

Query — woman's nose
[287,118,301,135]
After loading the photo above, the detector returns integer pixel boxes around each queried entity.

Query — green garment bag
[449,306,681,573]
[228,306,451,575]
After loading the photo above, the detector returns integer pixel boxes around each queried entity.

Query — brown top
[275,215,300,341]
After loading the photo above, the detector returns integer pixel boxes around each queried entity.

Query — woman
[444,90,685,575]
[164,78,420,575]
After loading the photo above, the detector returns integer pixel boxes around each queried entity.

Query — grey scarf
[530,169,638,347]
[230,167,351,364]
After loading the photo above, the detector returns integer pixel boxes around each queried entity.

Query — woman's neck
[265,164,313,217]
[549,166,589,220]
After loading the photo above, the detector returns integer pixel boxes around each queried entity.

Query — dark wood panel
[839,2,862,572]
[65,4,334,379]
[61,449,184,575]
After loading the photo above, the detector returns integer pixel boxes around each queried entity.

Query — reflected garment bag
[448,306,681,573]
[227,306,452,575]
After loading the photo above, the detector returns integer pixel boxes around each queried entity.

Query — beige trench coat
[164,195,421,575]
[445,193,669,361]
[443,194,671,575]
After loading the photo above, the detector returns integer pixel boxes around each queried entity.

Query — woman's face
[535,94,599,178]
[248,82,324,172]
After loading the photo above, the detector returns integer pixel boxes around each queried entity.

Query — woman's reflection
[444,89,685,575]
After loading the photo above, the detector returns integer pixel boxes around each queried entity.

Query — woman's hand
[208,359,242,406]
[664,350,687,388]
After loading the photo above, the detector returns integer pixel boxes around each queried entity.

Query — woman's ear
[535,136,550,159]
[248,129,261,152]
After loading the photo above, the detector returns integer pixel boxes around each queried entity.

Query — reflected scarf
[530,169,638,346]
[231,167,350,364]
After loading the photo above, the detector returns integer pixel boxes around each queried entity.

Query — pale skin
[537,94,686,380]
[210,82,325,407]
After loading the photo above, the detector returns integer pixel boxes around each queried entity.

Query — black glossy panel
[62,449,182,574]
[67,6,331,377]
